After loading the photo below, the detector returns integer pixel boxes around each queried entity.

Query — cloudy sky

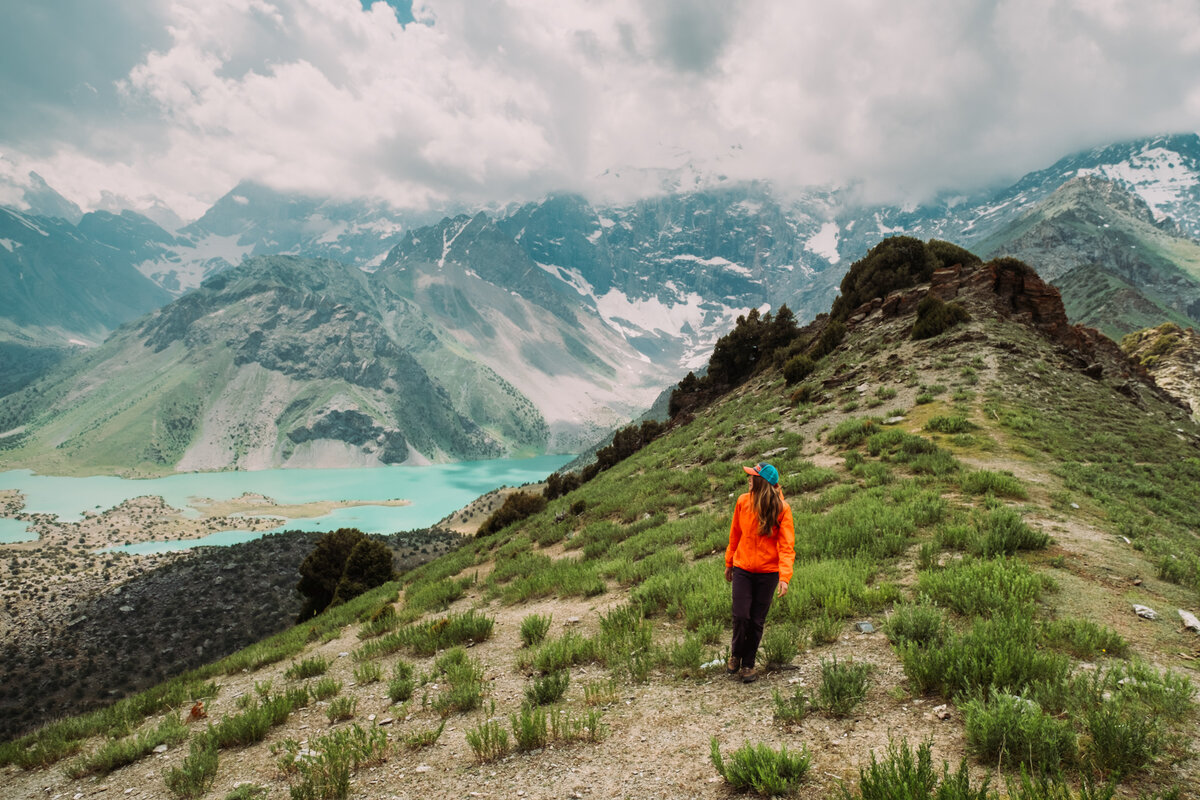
[2,0,1200,221]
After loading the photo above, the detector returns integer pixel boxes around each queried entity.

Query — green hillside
[1053,265,1197,340]
[3,244,1200,798]
[978,175,1200,336]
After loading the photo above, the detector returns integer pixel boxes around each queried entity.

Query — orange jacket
[725,491,795,584]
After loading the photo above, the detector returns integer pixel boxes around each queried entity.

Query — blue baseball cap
[743,462,779,486]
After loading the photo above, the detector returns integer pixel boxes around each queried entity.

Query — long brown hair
[749,475,783,537]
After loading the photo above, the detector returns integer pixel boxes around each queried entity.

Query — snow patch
[1077,145,1200,220]
[0,238,18,251]
[231,195,249,205]
[805,222,840,263]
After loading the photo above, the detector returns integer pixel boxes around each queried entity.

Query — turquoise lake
[0,455,572,553]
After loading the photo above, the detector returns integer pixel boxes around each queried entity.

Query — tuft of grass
[925,415,976,434]
[285,657,330,681]
[1084,700,1164,778]
[840,739,992,800]
[761,625,801,668]
[326,696,357,723]
[510,705,549,751]
[466,718,510,763]
[885,603,947,649]
[972,509,1049,556]
[66,715,188,778]
[817,657,871,717]
[583,679,619,706]
[962,690,1077,774]
[401,721,445,749]
[1041,618,1129,660]
[385,659,414,700]
[960,469,1027,499]
[772,687,812,725]
[710,738,811,796]
[916,557,1048,617]
[309,677,342,701]
[163,737,219,800]
[520,613,553,647]
[352,661,382,684]
[525,670,571,706]
[223,784,268,800]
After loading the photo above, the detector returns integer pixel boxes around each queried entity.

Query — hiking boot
[739,666,758,683]
[726,656,741,675]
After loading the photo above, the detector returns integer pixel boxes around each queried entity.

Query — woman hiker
[724,462,795,683]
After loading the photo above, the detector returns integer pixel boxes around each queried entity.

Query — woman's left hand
[777,581,789,598]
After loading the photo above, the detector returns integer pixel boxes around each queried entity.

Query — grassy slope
[3,303,1200,798]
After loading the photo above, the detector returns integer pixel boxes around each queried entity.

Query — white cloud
[3,0,1200,220]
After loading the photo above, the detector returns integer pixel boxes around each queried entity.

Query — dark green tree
[333,538,396,606]
[296,528,393,621]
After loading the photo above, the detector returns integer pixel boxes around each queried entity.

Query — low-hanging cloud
[3,0,1200,220]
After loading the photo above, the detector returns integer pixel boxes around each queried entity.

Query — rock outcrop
[1121,324,1200,419]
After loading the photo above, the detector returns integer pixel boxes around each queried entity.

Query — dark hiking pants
[731,566,779,668]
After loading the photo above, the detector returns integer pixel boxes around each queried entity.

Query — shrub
[897,613,1071,698]
[1085,701,1163,777]
[401,721,445,749]
[466,719,510,763]
[511,705,549,751]
[163,738,218,800]
[520,613,552,648]
[352,661,382,684]
[478,491,548,535]
[710,738,811,796]
[1041,618,1128,659]
[912,295,970,340]
[818,657,871,717]
[761,625,800,668]
[885,604,947,649]
[963,691,1076,774]
[285,656,330,681]
[842,739,991,800]
[960,470,1027,499]
[386,661,414,703]
[916,558,1046,617]
[772,687,811,724]
[309,677,341,701]
[925,415,976,434]
[828,417,878,447]
[783,354,816,385]
[67,715,188,778]
[831,236,938,321]
[972,509,1049,556]
[297,529,394,621]
[326,696,357,723]
[525,670,570,706]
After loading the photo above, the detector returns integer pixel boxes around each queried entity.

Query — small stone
[338,652,349,658]
[1070,503,1080,509]
[565,616,582,625]
[884,416,905,425]
[1133,604,1158,620]
[415,764,431,773]
[932,704,951,720]
[854,621,875,634]
[1179,609,1200,633]
[152,744,168,753]
[1132,578,1142,586]
[1121,536,1132,544]
[378,717,394,726]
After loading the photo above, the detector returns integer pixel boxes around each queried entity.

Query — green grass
[710,738,812,796]
[519,613,552,647]
[817,657,872,717]
[164,737,218,800]
[841,739,992,800]
[65,715,188,778]
[525,670,570,706]
[916,557,1050,617]
[963,690,1077,774]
